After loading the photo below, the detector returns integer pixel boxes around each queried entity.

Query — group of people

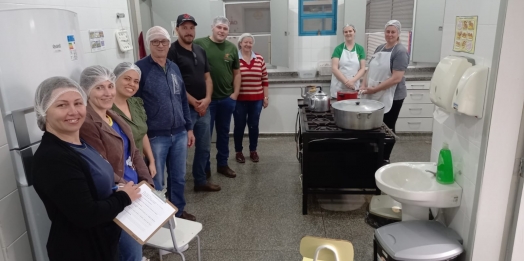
[29,14,407,261]
[31,14,269,261]
[331,20,409,160]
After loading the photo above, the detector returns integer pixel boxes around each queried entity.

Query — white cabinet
[396,81,434,132]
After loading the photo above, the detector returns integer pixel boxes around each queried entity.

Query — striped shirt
[238,51,269,101]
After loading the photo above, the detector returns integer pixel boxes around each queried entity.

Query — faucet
[425,170,437,176]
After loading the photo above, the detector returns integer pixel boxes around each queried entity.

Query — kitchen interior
[0,0,523,261]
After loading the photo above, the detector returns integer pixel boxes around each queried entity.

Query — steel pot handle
[309,98,315,109]
[356,112,372,119]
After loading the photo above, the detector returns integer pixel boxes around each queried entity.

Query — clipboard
[113,181,178,245]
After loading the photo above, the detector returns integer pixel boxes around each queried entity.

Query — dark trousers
[233,100,263,152]
[383,99,404,160]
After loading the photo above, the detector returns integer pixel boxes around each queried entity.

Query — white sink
[375,162,462,220]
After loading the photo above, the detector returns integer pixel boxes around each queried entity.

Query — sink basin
[376,162,462,210]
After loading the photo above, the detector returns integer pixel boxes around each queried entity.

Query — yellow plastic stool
[300,236,354,261]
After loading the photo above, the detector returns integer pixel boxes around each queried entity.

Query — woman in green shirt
[112,62,157,178]
[330,24,367,98]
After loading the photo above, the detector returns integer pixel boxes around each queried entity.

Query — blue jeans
[190,108,211,186]
[206,96,236,169]
[119,231,142,261]
[233,100,263,152]
[150,131,188,217]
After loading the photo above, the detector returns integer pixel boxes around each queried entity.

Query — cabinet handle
[410,84,426,87]
[409,108,423,110]
[409,93,424,96]
[408,122,422,124]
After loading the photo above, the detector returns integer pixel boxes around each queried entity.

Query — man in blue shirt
[135,26,196,221]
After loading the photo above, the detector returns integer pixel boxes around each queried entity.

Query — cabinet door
[270,0,288,67]
[412,0,445,63]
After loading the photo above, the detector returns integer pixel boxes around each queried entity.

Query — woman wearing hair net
[360,20,409,162]
[78,65,153,261]
[32,76,141,261]
[233,33,269,163]
[112,62,157,179]
[330,24,367,98]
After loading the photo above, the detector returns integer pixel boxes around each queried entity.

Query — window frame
[298,0,337,36]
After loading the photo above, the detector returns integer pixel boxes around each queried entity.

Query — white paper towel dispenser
[452,65,489,118]
[430,56,472,112]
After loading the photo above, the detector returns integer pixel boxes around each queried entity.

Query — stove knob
[356,101,360,105]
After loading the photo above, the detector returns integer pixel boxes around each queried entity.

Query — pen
[112,185,124,191]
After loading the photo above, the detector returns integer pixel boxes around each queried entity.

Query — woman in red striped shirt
[233,33,269,163]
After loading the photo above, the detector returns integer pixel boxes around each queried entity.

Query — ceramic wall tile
[64,0,98,8]
[0,146,16,200]
[0,192,26,248]
[5,233,32,261]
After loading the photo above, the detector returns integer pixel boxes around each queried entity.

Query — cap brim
[177,20,197,27]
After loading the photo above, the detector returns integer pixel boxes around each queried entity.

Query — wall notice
[67,35,78,61]
[89,30,105,52]
[453,16,478,54]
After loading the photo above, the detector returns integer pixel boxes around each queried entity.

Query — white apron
[362,44,397,113]
[330,44,361,98]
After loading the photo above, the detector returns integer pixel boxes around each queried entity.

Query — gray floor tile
[148,134,432,261]
[144,247,301,261]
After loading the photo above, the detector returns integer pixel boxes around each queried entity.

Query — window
[365,0,415,60]
[299,0,337,36]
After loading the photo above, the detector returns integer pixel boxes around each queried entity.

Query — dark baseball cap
[176,14,197,27]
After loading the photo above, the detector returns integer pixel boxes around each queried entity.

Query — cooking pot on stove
[309,86,330,112]
[332,99,384,130]
[337,89,358,101]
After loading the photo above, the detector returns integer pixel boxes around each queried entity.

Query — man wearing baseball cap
[194,16,240,179]
[168,14,221,192]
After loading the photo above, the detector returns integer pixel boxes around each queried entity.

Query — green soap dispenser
[437,142,454,184]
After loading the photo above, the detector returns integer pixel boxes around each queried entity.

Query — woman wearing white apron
[330,24,366,98]
[360,20,409,162]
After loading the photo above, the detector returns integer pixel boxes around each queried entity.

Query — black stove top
[300,107,395,138]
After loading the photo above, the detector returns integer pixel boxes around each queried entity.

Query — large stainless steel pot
[332,99,385,130]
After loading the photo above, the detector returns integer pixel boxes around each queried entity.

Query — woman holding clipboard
[32,77,141,261]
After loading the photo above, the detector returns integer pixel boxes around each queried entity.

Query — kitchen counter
[268,69,435,85]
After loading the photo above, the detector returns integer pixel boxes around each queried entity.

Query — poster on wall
[171,21,177,37]
[89,30,105,52]
[453,16,478,54]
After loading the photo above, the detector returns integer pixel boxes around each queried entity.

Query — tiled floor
[143,134,432,261]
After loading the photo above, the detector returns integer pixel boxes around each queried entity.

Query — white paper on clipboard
[114,182,177,244]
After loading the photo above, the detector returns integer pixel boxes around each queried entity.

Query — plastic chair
[299,236,354,261]
[145,217,202,261]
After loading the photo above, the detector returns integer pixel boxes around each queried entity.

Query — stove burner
[313,126,340,131]
[311,117,331,124]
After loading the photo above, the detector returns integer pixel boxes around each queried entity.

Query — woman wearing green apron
[330,24,367,98]
[361,20,409,162]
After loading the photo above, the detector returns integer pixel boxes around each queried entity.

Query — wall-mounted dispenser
[430,56,473,112]
[452,65,489,118]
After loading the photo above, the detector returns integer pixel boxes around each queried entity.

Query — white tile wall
[431,0,502,255]
[0,0,134,70]
[0,192,27,251]
[287,0,345,70]
[5,233,32,261]
[0,146,16,200]
[0,1,134,260]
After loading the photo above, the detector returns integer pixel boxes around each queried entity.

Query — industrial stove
[296,99,396,214]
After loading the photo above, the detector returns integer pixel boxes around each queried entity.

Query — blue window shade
[299,0,337,36]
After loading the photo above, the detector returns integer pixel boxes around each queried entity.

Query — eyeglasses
[192,52,197,66]
[151,40,170,46]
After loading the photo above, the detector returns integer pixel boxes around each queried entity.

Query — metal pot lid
[332,99,385,112]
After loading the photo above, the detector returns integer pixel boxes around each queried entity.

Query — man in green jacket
[194,16,240,178]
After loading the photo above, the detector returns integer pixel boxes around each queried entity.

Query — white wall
[287,0,346,71]
[430,0,502,258]
[0,1,134,260]
[469,0,524,259]
[0,0,135,69]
